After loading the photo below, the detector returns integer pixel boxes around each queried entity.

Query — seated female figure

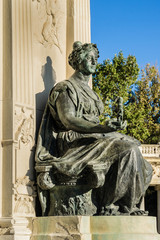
[35,41,152,216]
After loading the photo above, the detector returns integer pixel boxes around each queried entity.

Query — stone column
[158,189,160,233]
[66,0,91,79]
[0,0,3,220]
[140,197,145,211]
[0,0,36,239]
[1,0,13,220]
[155,186,160,233]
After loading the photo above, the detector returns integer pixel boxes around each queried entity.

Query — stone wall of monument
[0,0,90,239]
[0,0,3,221]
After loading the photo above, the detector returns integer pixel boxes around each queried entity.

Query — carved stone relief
[13,176,36,217]
[147,160,160,185]
[55,221,79,235]
[32,0,65,53]
[151,162,160,179]
[48,185,97,216]
[14,106,34,149]
[0,227,11,235]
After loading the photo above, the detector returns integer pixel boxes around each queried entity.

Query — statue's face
[78,50,97,75]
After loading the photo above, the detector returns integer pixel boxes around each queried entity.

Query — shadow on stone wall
[36,56,56,141]
[35,56,56,216]
[145,186,157,217]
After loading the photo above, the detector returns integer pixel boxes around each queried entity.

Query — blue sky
[90,0,160,69]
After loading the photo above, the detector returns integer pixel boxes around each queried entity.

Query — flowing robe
[35,78,153,214]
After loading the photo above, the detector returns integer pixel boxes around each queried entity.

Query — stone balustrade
[140,144,160,186]
[140,144,160,158]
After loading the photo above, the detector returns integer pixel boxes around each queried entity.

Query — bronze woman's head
[68,41,99,71]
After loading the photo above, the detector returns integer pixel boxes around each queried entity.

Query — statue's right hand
[106,119,119,131]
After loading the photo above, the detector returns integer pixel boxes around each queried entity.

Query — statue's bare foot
[119,205,148,216]
[130,209,148,216]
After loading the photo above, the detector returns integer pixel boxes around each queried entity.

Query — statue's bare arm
[55,91,119,133]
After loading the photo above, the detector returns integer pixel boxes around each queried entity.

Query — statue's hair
[68,41,99,70]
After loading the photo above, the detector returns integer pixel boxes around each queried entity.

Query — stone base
[0,217,32,240]
[48,185,97,216]
[30,216,160,240]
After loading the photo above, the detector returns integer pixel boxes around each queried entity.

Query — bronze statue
[35,41,152,216]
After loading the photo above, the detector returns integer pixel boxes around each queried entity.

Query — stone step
[31,216,160,240]
[92,233,160,240]
[31,233,160,240]
[90,216,157,234]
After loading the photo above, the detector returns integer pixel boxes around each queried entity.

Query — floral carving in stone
[13,176,36,217]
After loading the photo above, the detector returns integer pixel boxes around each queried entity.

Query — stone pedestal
[30,216,160,240]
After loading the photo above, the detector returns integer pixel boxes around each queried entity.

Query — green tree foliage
[93,51,139,121]
[124,64,160,143]
[93,52,160,143]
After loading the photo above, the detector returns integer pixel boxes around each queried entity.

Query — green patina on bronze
[35,41,152,216]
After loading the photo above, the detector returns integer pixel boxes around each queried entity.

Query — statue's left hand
[106,119,127,131]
